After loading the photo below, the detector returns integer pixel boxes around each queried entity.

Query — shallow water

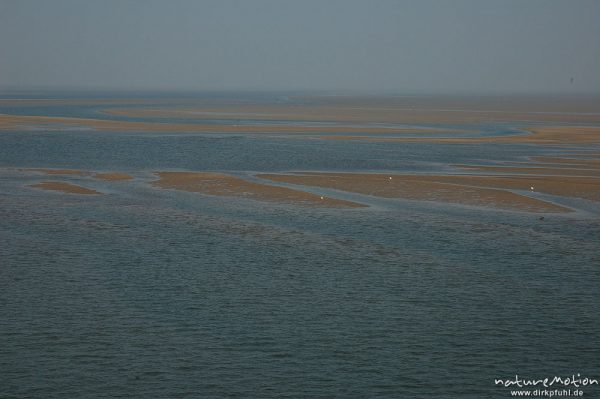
[1,98,599,398]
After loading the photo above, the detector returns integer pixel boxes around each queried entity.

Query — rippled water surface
[1,98,599,398]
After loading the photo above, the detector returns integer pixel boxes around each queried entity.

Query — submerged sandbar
[94,172,133,181]
[24,168,90,176]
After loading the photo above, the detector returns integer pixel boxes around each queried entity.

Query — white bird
[530,186,534,191]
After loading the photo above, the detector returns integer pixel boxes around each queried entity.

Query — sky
[1,0,599,94]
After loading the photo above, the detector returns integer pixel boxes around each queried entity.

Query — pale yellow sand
[30,181,101,195]
[152,172,366,208]
[257,173,573,213]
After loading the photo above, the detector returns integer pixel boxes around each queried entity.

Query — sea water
[1,96,599,398]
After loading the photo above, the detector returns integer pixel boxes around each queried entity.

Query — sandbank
[152,172,365,208]
[102,95,600,124]
[257,173,574,213]
[30,181,101,195]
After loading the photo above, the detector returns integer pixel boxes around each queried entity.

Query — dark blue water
[1,100,599,398]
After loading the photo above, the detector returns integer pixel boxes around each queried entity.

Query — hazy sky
[1,0,599,94]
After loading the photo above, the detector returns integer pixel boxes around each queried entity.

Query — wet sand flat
[320,125,600,145]
[516,126,600,144]
[531,156,600,168]
[152,172,365,208]
[0,113,443,135]
[0,98,170,107]
[4,97,600,142]
[276,173,600,202]
[30,181,101,195]
[23,168,133,181]
[418,175,600,201]
[9,112,600,143]
[23,168,91,176]
[257,173,574,213]
[103,95,600,124]
[454,165,600,177]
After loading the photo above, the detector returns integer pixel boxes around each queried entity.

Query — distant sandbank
[4,112,599,144]
[23,168,133,181]
[0,113,444,135]
[103,95,600,124]
[320,125,600,145]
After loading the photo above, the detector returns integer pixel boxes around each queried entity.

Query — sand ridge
[30,181,101,195]
[152,172,366,208]
[257,172,575,213]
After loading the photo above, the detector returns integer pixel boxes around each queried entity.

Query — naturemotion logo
[494,374,598,397]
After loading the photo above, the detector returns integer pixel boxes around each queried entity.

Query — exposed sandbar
[4,108,600,143]
[257,173,573,213]
[152,172,365,208]
[419,175,600,201]
[30,181,101,195]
